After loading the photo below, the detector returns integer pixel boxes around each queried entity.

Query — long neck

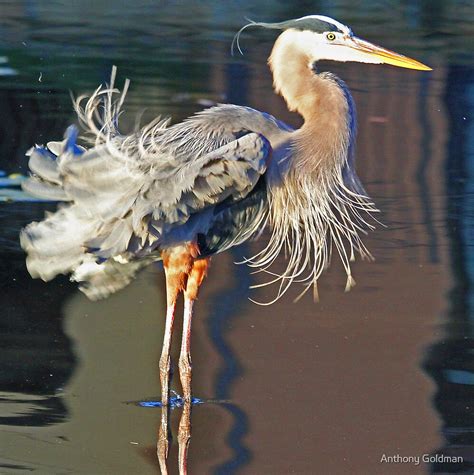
[251,31,374,303]
[268,30,353,173]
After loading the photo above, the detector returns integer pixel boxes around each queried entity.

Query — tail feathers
[28,147,61,184]
[21,176,70,201]
[20,125,155,298]
[71,257,155,301]
[20,202,156,297]
[20,204,101,281]
[85,218,135,259]
[60,148,140,222]
[22,126,86,201]
[46,140,65,156]
[22,124,143,256]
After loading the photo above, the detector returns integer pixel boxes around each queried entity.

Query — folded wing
[20,115,271,298]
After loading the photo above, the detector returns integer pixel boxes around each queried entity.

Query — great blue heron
[20,15,430,413]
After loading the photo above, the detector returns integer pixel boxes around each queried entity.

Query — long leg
[159,246,194,405]
[175,257,209,475]
[157,246,193,470]
[159,302,176,407]
[157,278,178,472]
[179,257,210,401]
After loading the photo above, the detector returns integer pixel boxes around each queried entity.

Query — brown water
[1,1,474,474]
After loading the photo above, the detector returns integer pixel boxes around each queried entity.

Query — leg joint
[159,354,171,374]
[178,356,192,376]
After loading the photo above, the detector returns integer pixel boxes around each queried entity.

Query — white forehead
[295,15,352,35]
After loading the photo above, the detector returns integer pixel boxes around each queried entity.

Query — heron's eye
[326,32,336,41]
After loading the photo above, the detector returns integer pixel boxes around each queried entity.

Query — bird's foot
[138,391,203,408]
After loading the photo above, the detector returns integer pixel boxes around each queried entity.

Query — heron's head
[234,15,431,71]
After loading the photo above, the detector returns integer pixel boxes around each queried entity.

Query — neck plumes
[246,30,378,304]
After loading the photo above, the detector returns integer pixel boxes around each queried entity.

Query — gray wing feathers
[151,132,268,220]
[21,204,101,281]
[59,148,140,222]
[71,257,155,301]
[21,103,275,299]
[22,146,70,200]
[28,151,61,184]
[22,176,70,201]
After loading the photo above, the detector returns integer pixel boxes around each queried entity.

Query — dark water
[1,1,474,474]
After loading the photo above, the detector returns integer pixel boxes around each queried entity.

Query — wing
[20,73,291,298]
[197,175,268,258]
[134,127,271,235]
[20,122,272,283]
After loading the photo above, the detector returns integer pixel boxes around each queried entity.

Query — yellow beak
[350,37,432,71]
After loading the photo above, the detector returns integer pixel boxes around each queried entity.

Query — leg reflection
[156,401,192,475]
[157,405,170,475]
[178,401,192,474]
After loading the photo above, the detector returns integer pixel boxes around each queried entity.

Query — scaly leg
[159,245,194,405]
[159,302,176,407]
[176,258,209,474]
[157,246,193,470]
[178,298,193,402]
[179,257,210,401]
[157,292,177,470]
[157,287,177,472]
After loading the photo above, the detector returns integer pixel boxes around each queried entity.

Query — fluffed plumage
[20,64,376,302]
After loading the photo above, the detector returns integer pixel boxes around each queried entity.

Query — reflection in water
[206,249,252,475]
[157,401,192,475]
[424,65,474,473]
[178,401,192,474]
[155,49,255,473]
[416,72,440,265]
[157,402,171,474]
[0,204,76,429]
[156,246,253,474]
